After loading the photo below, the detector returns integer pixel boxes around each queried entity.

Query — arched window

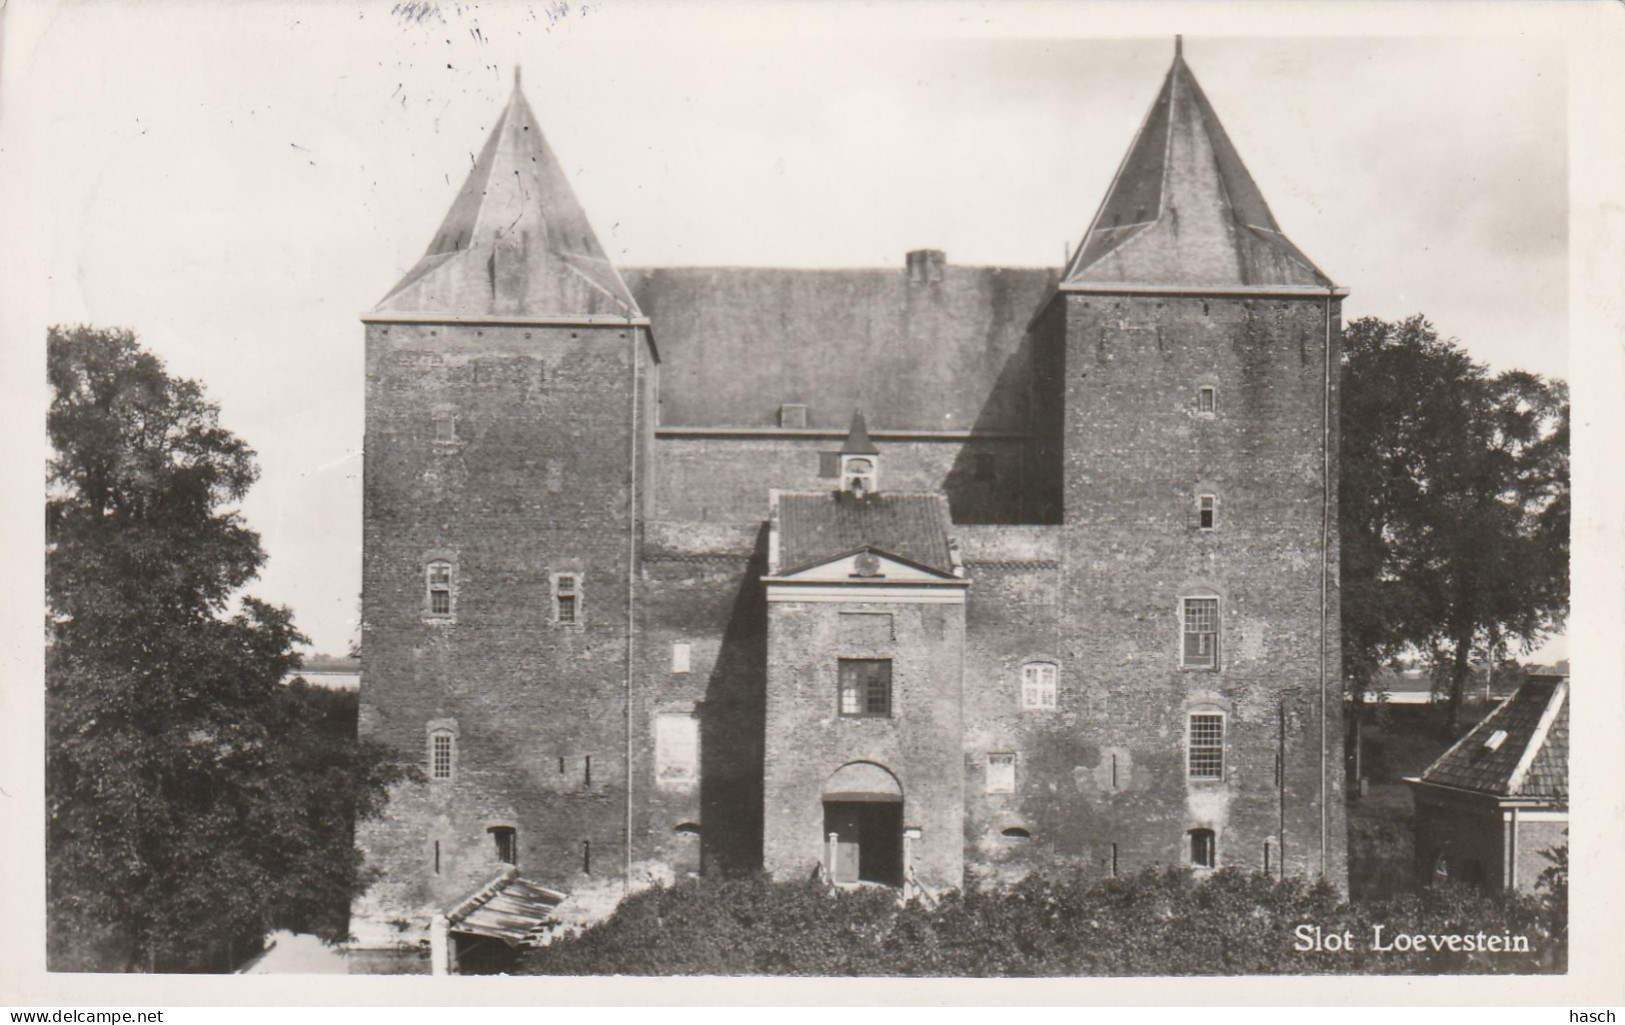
[425,560,454,618]
[1001,826,1032,840]
[1189,828,1217,868]
[1021,661,1058,709]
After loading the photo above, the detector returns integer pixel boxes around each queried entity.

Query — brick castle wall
[354,319,653,944]
[1040,292,1346,882]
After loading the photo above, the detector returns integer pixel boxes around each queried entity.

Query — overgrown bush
[518,868,1562,976]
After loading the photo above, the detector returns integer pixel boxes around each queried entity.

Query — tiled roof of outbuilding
[1062,45,1333,291]
[775,491,955,575]
[1418,678,1568,807]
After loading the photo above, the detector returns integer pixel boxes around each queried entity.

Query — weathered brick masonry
[352,44,1349,966]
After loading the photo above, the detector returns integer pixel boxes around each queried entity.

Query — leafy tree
[46,326,410,972]
[1340,316,1568,735]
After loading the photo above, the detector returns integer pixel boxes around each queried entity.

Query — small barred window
[986,753,1017,794]
[426,561,454,617]
[1189,828,1217,868]
[1021,662,1058,709]
[554,573,580,625]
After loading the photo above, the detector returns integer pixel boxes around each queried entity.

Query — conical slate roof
[375,73,640,318]
[1063,42,1333,291]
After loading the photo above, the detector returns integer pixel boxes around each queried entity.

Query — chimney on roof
[906,249,946,285]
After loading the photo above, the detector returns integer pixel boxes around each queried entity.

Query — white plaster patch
[1235,618,1269,663]
[1185,786,1231,831]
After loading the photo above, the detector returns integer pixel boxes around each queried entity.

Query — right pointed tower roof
[1062,39,1335,291]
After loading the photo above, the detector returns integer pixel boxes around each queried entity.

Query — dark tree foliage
[518,870,1563,976]
[46,326,410,973]
[1340,316,1568,733]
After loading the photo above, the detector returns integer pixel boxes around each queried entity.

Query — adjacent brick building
[1408,673,1570,892]
[352,42,1348,969]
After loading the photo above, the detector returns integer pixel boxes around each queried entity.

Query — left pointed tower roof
[375,71,641,318]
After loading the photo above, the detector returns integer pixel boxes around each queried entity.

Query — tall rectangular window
[430,731,454,781]
[838,658,892,717]
[554,573,579,625]
[426,561,453,617]
[1021,662,1057,709]
[671,642,692,674]
[1188,713,1224,780]
[1197,386,1217,414]
[1182,597,1220,668]
[1198,494,1216,530]
[986,752,1017,794]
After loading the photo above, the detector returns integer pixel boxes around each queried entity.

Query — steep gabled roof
[1417,678,1569,807]
[624,265,1053,430]
[774,491,956,576]
[375,73,640,318]
[1062,41,1334,292]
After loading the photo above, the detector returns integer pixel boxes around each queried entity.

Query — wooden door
[824,802,862,883]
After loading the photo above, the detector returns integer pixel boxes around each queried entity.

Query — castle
[352,41,1348,970]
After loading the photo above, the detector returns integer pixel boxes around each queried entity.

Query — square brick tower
[1030,38,1348,881]
[352,72,655,960]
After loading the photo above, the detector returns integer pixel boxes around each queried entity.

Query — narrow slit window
[1182,597,1220,669]
[426,561,454,617]
[1188,713,1225,780]
[1198,494,1216,530]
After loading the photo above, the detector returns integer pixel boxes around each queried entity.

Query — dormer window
[843,456,876,496]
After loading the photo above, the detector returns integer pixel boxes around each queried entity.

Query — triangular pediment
[775,546,959,584]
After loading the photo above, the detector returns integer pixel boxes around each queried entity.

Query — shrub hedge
[517,867,1564,976]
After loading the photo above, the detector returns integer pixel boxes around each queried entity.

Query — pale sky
[2,2,1580,656]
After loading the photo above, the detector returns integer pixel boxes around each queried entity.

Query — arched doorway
[822,762,904,886]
